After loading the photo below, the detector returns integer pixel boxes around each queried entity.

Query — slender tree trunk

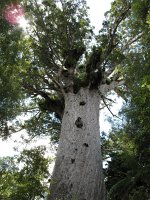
[48,88,105,200]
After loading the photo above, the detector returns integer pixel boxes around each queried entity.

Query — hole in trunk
[70,183,73,189]
[83,143,89,147]
[71,158,75,164]
[79,101,86,106]
[75,117,83,128]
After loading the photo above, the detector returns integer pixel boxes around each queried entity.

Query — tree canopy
[0,0,149,141]
[0,0,150,199]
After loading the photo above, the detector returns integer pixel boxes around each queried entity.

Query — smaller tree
[102,18,150,198]
[0,146,51,200]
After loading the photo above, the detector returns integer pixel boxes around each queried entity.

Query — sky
[0,0,121,157]
[86,0,112,33]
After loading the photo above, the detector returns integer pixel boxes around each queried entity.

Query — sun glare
[3,3,29,31]
[18,17,29,30]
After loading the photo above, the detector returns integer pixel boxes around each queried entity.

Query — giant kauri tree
[0,0,149,199]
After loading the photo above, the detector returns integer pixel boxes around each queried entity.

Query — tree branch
[121,33,143,52]
[101,96,115,117]
[103,4,131,61]
[101,95,121,119]
[22,83,64,120]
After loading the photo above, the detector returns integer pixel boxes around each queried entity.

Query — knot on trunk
[71,158,75,164]
[75,117,83,128]
[83,143,89,147]
[79,101,86,106]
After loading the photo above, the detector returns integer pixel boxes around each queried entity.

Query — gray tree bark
[48,88,105,200]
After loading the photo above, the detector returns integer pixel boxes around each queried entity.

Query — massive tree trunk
[48,88,105,200]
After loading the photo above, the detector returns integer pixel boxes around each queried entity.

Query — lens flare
[3,3,24,25]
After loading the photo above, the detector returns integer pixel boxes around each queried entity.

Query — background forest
[0,0,150,199]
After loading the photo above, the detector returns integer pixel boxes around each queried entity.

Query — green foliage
[24,112,61,143]
[0,0,94,140]
[0,0,150,197]
[101,1,150,199]
[23,0,92,68]
[0,0,149,140]
[0,146,51,199]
